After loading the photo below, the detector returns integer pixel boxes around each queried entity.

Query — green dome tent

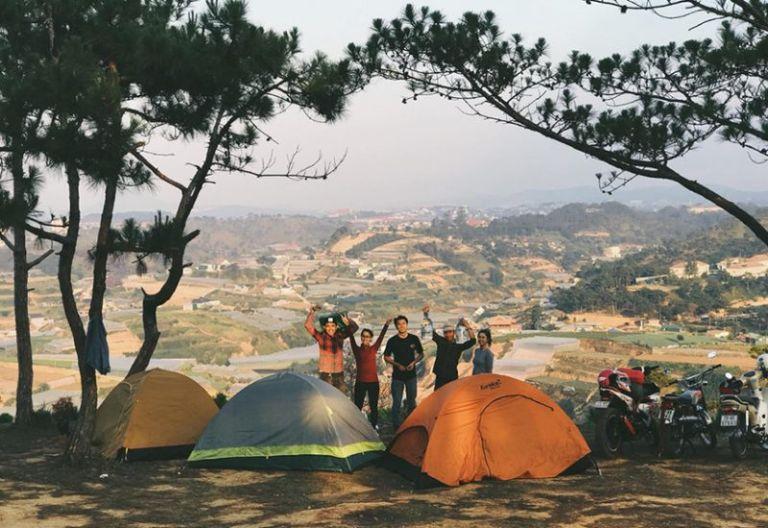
[188,372,384,472]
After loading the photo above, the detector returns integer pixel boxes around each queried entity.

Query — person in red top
[304,306,358,392]
[350,318,391,427]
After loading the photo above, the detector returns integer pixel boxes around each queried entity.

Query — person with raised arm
[423,304,476,390]
[304,306,358,392]
[383,315,424,431]
[350,317,391,428]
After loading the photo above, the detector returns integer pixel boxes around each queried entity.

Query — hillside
[483,202,730,244]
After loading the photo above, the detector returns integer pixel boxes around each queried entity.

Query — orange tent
[387,374,592,486]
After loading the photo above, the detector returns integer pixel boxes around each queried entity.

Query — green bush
[51,397,78,435]
[213,392,228,409]
[0,413,12,424]
[31,407,53,427]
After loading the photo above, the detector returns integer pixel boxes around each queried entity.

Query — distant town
[1,201,767,413]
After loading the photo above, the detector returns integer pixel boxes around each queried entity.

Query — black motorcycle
[658,364,721,457]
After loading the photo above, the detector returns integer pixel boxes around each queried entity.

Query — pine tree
[104,0,358,377]
[352,2,768,247]
[15,0,357,462]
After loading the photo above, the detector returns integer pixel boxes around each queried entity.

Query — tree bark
[64,171,114,463]
[125,130,219,377]
[11,151,33,426]
[127,230,198,376]
[126,260,181,377]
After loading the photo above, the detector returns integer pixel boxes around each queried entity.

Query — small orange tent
[92,369,218,461]
[387,374,592,486]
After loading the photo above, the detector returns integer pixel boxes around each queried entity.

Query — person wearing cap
[350,317,391,428]
[304,306,358,392]
[423,305,476,390]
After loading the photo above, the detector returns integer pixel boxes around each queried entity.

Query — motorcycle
[659,359,720,457]
[591,365,661,457]
[718,353,768,459]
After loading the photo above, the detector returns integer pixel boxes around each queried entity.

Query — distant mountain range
[82,184,768,220]
[475,184,768,211]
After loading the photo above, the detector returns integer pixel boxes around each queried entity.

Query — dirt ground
[1,427,767,528]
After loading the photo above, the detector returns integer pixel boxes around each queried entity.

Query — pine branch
[27,216,68,229]
[128,147,187,193]
[26,249,54,270]
[25,223,67,244]
[0,231,16,252]
[214,149,347,181]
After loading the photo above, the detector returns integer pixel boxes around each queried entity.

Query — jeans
[434,375,457,391]
[319,372,346,393]
[391,377,417,430]
[354,381,380,426]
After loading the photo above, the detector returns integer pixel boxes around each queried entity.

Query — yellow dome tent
[92,369,218,461]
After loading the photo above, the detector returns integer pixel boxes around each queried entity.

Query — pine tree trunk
[127,300,161,377]
[12,218,33,425]
[127,242,194,376]
[65,172,114,463]
[11,153,33,426]
[58,166,87,461]
[126,168,205,377]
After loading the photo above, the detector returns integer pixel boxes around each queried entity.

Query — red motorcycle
[591,365,661,457]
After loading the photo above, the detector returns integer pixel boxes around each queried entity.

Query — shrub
[0,413,12,424]
[51,397,78,435]
[213,392,228,409]
[31,407,53,428]
[676,334,685,342]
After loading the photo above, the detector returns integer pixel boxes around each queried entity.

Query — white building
[669,260,710,279]
[603,245,622,260]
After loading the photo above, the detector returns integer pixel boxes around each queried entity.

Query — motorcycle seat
[721,395,759,408]
[665,393,693,403]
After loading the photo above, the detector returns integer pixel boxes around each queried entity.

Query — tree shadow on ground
[1,427,767,528]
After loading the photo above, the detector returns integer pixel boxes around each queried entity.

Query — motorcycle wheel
[644,419,660,453]
[594,407,624,458]
[659,423,684,457]
[699,425,718,450]
[729,431,748,460]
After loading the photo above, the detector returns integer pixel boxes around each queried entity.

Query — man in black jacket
[423,305,476,390]
[384,315,424,430]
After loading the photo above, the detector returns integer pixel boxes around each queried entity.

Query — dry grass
[328,233,377,254]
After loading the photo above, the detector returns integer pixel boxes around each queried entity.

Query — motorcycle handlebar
[702,364,722,375]
[672,364,722,385]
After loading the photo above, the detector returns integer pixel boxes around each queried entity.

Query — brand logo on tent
[480,380,502,391]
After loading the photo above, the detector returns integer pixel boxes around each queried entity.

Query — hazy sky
[38,0,765,214]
